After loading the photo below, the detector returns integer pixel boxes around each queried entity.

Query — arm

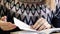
[51,2,60,28]
[0,5,20,32]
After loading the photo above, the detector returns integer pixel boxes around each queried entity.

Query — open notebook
[14,17,36,31]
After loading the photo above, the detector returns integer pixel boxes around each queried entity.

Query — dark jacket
[51,4,60,28]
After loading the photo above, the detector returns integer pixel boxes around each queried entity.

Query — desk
[10,28,60,34]
[10,31,38,34]
[52,33,60,34]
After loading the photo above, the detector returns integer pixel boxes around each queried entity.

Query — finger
[34,23,43,30]
[4,22,11,26]
[7,22,16,28]
[2,24,16,31]
[34,24,41,30]
[1,16,7,21]
[1,25,16,31]
[0,21,7,26]
[40,19,49,30]
[38,19,46,31]
[9,24,16,28]
[8,25,16,30]
[35,18,45,30]
[44,24,51,29]
[1,16,7,20]
[7,24,16,30]
[32,18,43,29]
[43,23,51,30]
[38,24,45,31]
[1,22,13,26]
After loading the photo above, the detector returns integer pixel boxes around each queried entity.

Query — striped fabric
[0,0,54,25]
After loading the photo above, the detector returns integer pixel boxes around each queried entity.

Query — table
[10,31,38,34]
[10,28,60,34]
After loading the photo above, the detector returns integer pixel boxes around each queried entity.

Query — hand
[0,21,16,31]
[0,16,16,31]
[31,17,51,31]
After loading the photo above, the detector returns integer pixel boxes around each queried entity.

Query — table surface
[10,28,60,34]
[52,33,60,34]
[10,31,38,34]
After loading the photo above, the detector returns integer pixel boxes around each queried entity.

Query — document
[13,17,60,34]
[14,17,36,31]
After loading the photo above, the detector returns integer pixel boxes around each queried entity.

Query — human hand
[0,21,16,31]
[0,16,16,31]
[31,17,51,31]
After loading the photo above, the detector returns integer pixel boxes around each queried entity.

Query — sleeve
[0,5,21,33]
[51,1,60,28]
[0,5,6,17]
[0,5,9,33]
[0,5,14,23]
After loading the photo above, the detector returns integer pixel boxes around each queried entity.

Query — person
[0,0,56,34]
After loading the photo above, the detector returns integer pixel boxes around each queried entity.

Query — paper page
[14,17,36,31]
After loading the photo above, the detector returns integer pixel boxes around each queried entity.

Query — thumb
[1,16,7,21]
